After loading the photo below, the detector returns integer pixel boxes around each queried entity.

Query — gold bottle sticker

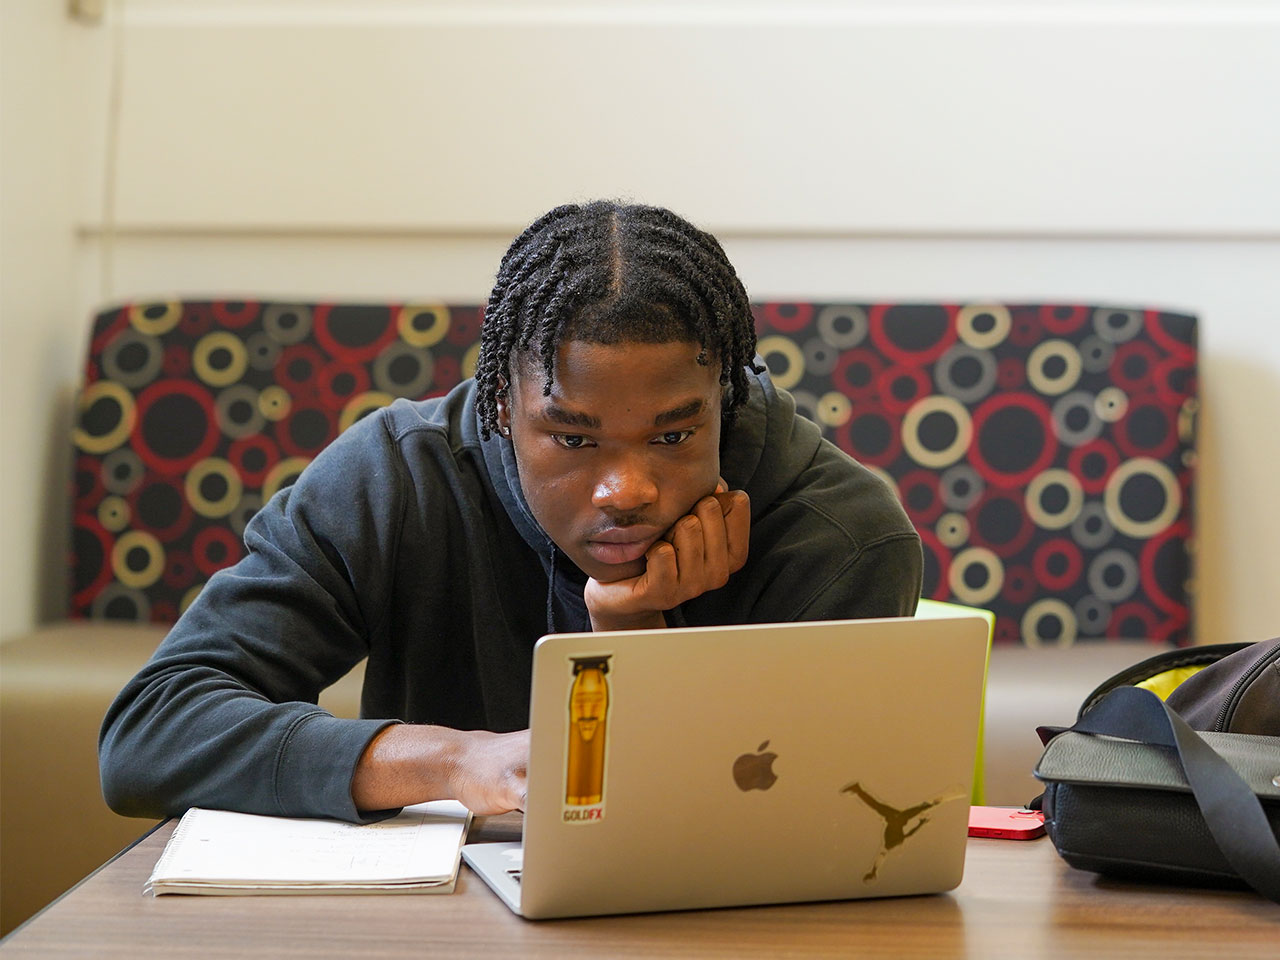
[564,655,611,823]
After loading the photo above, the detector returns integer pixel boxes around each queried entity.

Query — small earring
[499,425,511,438]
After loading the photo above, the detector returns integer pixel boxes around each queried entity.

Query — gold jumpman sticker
[841,781,965,882]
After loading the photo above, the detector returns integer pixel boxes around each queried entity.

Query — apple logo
[732,740,778,792]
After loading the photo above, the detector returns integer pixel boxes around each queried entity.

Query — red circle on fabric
[275,401,337,459]
[868,304,957,367]
[179,304,216,338]
[968,488,1037,559]
[313,305,400,363]
[1109,341,1161,395]
[1144,310,1196,362]
[1140,522,1191,616]
[212,300,261,329]
[898,469,944,525]
[316,361,371,409]
[760,303,814,333]
[277,344,326,396]
[1067,439,1120,495]
[1001,564,1038,605]
[836,409,903,468]
[996,357,1025,390]
[1109,601,1160,640]
[1032,538,1084,592]
[832,349,886,401]
[193,526,244,577]
[876,366,931,415]
[162,549,197,590]
[967,393,1057,489]
[74,454,106,508]
[228,434,281,487]
[70,514,115,610]
[447,307,483,346]
[917,527,952,601]
[1040,305,1088,335]
[132,380,220,477]
[1114,401,1179,460]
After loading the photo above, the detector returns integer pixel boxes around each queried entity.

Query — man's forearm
[351,724,530,816]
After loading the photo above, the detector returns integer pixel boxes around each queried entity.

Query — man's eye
[656,430,694,446]
[552,434,591,449]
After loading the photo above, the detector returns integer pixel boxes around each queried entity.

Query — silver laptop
[462,614,989,919]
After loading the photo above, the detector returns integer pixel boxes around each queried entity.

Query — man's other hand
[352,725,528,816]
[583,483,750,632]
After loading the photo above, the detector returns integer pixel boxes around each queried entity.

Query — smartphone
[967,805,1046,840]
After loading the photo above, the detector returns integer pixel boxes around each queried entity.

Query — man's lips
[584,526,664,566]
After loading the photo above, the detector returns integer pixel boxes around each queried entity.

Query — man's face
[498,340,724,584]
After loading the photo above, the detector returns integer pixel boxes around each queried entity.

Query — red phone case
[967,806,1046,840]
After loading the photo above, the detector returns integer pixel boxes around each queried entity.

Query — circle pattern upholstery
[71,300,1197,646]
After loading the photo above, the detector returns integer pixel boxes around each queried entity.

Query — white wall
[3,0,1278,642]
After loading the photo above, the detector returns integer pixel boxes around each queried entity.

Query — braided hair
[475,201,763,439]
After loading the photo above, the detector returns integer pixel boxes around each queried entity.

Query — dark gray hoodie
[99,369,921,823]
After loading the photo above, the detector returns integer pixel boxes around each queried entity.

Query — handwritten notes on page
[145,801,472,895]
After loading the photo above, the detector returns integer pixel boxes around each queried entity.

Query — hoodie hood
[477,366,821,634]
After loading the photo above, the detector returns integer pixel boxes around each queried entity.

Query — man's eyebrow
[541,404,602,430]
[654,399,706,427]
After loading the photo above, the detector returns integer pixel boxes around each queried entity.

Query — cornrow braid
[475,201,763,439]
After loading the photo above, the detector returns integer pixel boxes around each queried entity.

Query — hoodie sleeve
[98,413,409,824]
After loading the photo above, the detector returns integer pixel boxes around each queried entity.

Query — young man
[99,201,922,823]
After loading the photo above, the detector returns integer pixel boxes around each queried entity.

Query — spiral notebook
[146,800,471,895]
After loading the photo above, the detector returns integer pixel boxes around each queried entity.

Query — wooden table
[2,815,1276,959]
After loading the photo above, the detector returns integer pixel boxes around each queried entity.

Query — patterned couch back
[72,300,1197,646]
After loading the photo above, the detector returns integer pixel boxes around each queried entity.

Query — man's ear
[495,374,512,436]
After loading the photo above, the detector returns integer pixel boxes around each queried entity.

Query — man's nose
[592,455,659,513]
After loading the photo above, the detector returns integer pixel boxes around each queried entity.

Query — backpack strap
[1070,685,1280,903]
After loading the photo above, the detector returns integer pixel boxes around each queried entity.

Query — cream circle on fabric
[1092,307,1144,344]
[816,391,852,428]
[112,530,165,588]
[935,344,998,405]
[258,385,292,422]
[185,457,244,518]
[338,391,395,434]
[1026,339,1083,396]
[815,305,868,349]
[102,329,164,388]
[262,456,313,503]
[1052,391,1104,446]
[463,342,481,380]
[948,546,1003,605]
[1104,457,1181,538]
[180,583,204,615]
[756,335,806,391]
[229,493,263,538]
[129,301,182,336]
[193,331,249,388]
[73,380,137,454]
[956,304,1011,350]
[1021,598,1077,648]
[262,304,314,345]
[397,304,451,348]
[1025,469,1084,530]
[215,384,267,439]
[1087,548,1140,602]
[865,465,900,501]
[902,395,973,469]
[1095,387,1128,423]
[936,512,970,548]
[98,495,131,533]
